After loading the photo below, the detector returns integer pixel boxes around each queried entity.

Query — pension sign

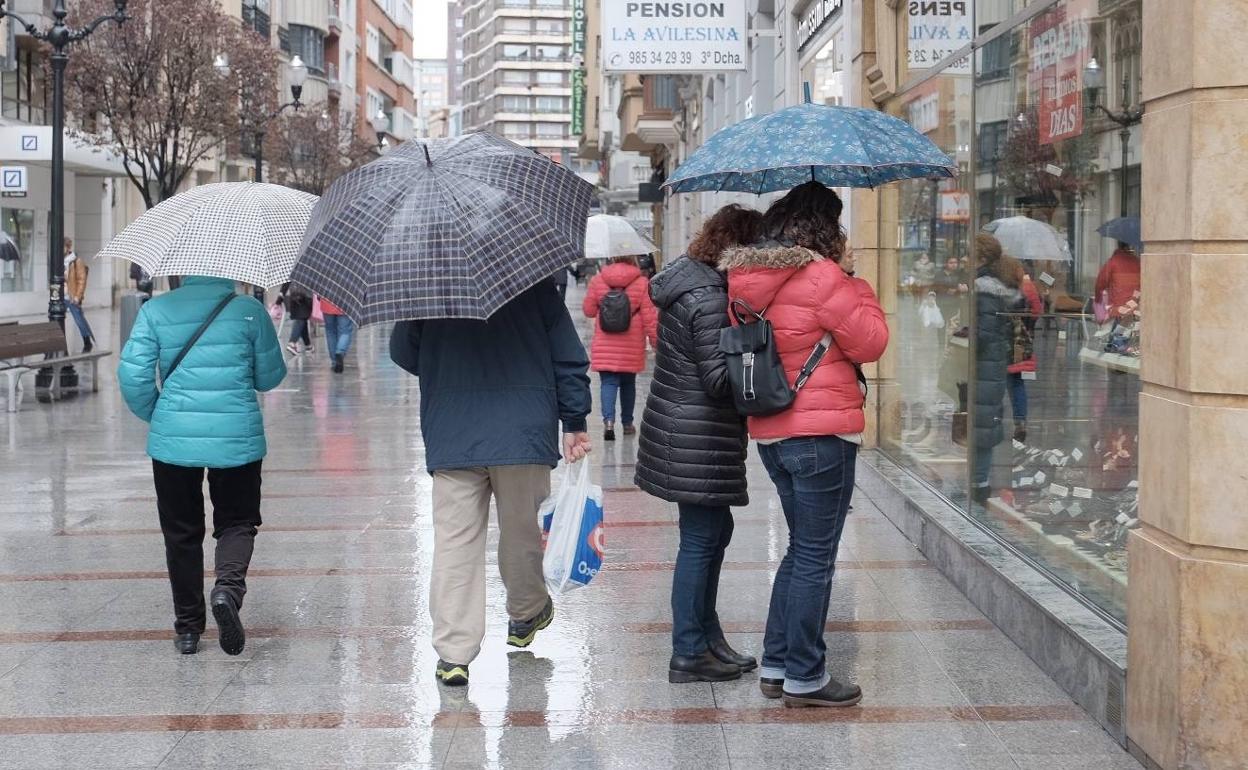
[603,1,748,72]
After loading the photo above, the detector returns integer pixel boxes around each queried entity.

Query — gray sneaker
[507,598,554,648]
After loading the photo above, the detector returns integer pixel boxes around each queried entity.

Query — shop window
[880,0,1141,626]
[0,208,36,295]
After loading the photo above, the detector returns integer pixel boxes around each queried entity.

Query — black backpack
[719,299,833,417]
[599,287,633,333]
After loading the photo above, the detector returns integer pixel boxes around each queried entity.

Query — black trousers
[152,459,263,635]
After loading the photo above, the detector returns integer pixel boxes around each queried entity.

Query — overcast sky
[414,0,450,59]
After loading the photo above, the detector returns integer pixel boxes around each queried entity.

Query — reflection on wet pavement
[0,292,1139,768]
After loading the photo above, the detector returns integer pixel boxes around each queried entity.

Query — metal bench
[0,322,112,412]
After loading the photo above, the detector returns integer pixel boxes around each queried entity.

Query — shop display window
[883,0,1142,625]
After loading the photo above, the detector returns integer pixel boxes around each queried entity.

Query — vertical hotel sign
[1028,0,1093,145]
[572,0,587,135]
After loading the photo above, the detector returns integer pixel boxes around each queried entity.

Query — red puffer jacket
[721,243,889,440]
[583,262,658,373]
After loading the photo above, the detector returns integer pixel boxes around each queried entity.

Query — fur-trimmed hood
[718,240,823,271]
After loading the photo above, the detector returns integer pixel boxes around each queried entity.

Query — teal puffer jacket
[119,276,287,469]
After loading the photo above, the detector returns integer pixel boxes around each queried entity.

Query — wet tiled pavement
[0,293,1140,768]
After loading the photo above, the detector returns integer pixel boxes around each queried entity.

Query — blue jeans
[65,300,93,343]
[671,503,734,657]
[288,319,310,346]
[599,371,636,425]
[756,436,857,693]
[323,314,354,358]
[1007,372,1027,421]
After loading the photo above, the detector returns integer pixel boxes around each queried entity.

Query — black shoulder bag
[159,292,237,389]
[718,298,833,417]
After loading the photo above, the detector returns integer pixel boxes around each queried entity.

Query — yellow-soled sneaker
[435,660,469,687]
[506,598,554,648]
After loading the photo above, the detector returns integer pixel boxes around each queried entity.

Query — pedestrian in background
[63,238,96,353]
[319,296,354,373]
[721,181,889,708]
[635,205,760,684]
[390,279,592,687]
[277,283,314,355]
[551,263,569,300]
[117,276,287,656]
[1007,259,1042,443]
[582,255,658,441]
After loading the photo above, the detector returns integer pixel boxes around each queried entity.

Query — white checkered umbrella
[98,183,318,287]
[584,214,657,261]
[290,132,595,324]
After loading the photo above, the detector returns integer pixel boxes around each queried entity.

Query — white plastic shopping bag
[920,292,945,329]
[538,460,605,594]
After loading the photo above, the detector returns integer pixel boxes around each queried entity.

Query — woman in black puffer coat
[635,205,760,685]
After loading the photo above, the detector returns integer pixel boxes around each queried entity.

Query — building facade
[415,58,450,136]
[587,1,1248,766]
[456,0,578,164]
[357,0,418,143]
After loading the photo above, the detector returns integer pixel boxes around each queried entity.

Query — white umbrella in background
[584,214,657,261]
[983,216,1072,262]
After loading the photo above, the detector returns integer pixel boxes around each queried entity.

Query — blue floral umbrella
[664,102,956,194]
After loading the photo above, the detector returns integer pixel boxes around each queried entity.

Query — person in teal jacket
[119,275,286,657]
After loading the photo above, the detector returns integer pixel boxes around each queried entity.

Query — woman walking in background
[319,296,354,374]
[582,255,658,441]
[118,277,287,656]
[635,205,761,684]
[721,182,889,708]
[277,283,314,355]
[1006,259,1042,443]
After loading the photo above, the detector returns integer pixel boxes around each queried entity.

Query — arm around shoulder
[816,266,890,364]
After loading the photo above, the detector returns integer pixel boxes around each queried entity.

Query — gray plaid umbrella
[290,132,595,324]
[98,182,318,287]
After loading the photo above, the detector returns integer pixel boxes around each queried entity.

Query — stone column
[1128,1,1248,767]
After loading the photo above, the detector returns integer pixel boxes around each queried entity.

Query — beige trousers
[430,465,552,665]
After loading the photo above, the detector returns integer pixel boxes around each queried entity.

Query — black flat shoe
[782,678,862,708]
[709,638,757,672]
[759,677,783,699]
[174,633,200,655]
[669,651,741,684]
[210,589,245,656]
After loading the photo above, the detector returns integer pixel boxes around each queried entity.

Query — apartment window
[1,48,48,124]
[535,19,566,35]
[242,0,271,39]
[535,0,563,6]
[502,70,531,84]
[978,25,1011,80]
[534,95,568,113]
[345,51,356,86]
[502,44,529,60]
[535,45,565,61]
[535,70,564,85]
[502,18,530,33]
[366,25,380,63]
[289,25,326,75]
[535,122,565,139]
[500,95,530,112]
[502,122,529,139]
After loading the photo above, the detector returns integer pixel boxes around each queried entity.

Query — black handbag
[719,298,832,417]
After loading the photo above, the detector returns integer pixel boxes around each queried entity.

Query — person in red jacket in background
[583,255,659,441]
[1094,242,1141,319]
[1007,259,1043,442]
[721,181,889,709]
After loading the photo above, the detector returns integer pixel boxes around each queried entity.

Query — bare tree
[263,106,377,195]
[65,0,279,209]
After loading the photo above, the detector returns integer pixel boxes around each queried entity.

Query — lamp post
[215,53,308,300]
[1084,58,1144,218]
[0,0,127,380]
[371,109,390,151]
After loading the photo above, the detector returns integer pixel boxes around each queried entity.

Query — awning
[0,124,129,176]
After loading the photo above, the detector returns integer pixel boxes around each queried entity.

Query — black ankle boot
[669,650,741,683]
[708,638,757,672]
[782,678,863,708]
[210,589,246,656]
[174,632,200,655]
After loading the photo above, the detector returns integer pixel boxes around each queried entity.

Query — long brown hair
[687,204,764,264]
[761,181,846,260]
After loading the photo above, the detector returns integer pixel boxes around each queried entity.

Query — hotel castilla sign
[603,1,748,72]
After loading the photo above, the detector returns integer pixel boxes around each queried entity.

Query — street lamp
[217,53,307,299]
[0,0,127,377]
[371,109,390,151]
[1084,57,1144,218]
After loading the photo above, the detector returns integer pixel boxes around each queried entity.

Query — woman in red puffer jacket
[1006,259,1042,442]
[583,256,658,441]
[720,181,888,710]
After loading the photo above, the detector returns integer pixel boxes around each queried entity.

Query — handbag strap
[162,292,237,386]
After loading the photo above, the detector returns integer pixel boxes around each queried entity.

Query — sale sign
[1028,2,1093,145]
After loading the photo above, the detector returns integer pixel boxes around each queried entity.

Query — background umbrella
[97,183,317,287]
[291,132,595,324]
[983,216,1072,262]
[584,214,657,261]
[664,102,956,194]
[1097,216,1141,251]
